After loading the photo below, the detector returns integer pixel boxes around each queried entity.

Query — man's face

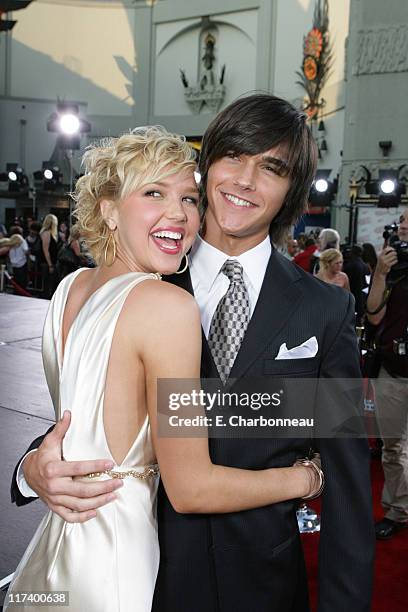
[287,239,298,256]
[398,210,408,241]
[203,147,291,254]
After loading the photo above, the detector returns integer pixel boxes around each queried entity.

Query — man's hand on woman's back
[23,411,123,523]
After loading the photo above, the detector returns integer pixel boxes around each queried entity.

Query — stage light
[309,169,336,207]
[47,102,91,150]
[4,163,28,193]
[59,113,80,136]
[377,169,405,207]
[315,178,329,193]
[353,166,407,207]
[379,179,396,195]
[33,162,62,191]
[7,164,23,182]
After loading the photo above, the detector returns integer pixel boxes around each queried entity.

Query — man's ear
[100,199,118,230]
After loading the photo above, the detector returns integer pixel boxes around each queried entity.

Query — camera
[383,223,399,241]
[383,225,408,277]
[389,234,408,271]
[389,237,408,263]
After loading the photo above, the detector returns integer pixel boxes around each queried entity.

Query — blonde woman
[315,247,350,290]
[309,228,341,274]
[0,226,29,287]
[39,213,59,298]
[6,127,322,612]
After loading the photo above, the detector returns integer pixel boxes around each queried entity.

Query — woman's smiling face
[103,167,200,275]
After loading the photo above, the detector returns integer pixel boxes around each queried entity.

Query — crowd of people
[280,228,380,324]
[0,214,91,298]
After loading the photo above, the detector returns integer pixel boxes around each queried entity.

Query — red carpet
[302,457,408,611]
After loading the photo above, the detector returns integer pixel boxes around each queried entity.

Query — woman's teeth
[152,231,182,239]
[151,230,182,252]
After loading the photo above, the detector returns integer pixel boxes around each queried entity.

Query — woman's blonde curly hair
[72,126,197,265]
[319,248,343,270]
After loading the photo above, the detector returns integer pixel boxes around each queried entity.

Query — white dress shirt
[17,235,272,498]
[17,449,38,497]
[190,234,271,338]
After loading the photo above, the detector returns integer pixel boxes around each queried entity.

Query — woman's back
[39,230,58,264]
[58,268,154,464]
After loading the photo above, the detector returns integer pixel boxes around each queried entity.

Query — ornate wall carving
[353,24,408,75]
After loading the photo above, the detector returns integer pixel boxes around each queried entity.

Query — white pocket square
[275,336,318,360]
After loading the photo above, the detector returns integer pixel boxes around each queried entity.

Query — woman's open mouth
[150,228,184,254]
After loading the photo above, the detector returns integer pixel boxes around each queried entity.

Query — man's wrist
[17,449,39,498]
[373,268,388,281]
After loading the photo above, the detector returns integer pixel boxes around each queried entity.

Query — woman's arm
[137,282,318,514]
[366,247,397,325]
[342,272,350,291]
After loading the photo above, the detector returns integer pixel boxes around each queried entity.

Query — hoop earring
[176,253,189,275]
[104,230,117,267]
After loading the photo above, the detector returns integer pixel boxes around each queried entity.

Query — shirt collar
[190,234,272,293]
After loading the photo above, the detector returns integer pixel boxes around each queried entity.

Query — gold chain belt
[86,465,159,481]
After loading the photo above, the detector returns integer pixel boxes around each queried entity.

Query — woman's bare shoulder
[128,277,197,309]
[123,278,200,329]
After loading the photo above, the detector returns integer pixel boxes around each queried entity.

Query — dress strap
[85,464,159,481]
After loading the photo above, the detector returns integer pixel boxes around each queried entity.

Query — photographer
[366,209,408,539]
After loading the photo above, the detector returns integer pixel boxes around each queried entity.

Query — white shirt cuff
[17,449,39,498]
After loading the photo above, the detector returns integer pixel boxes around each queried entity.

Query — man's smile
[221,191,258,209]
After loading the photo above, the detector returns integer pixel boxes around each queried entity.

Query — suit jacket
[11,250,375,612]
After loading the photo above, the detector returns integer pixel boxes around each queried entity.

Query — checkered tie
[208,260,251,384]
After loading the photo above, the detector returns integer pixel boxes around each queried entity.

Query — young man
[11,95,374,611]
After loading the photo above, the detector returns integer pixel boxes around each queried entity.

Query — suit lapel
[228,249,304,382]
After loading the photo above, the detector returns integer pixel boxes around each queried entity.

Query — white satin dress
[6,269,161,611]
